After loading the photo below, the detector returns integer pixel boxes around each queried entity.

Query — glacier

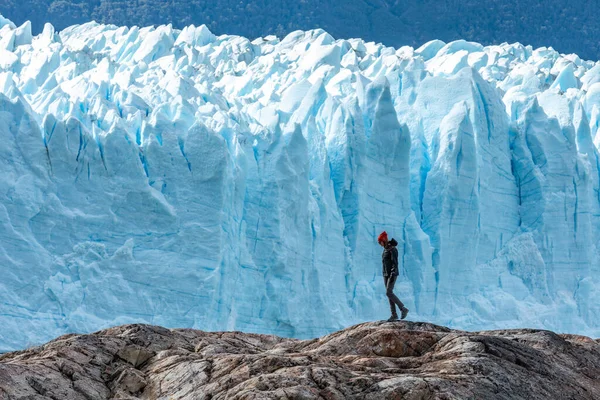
[0,15,599,352]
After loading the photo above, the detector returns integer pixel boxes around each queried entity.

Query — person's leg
[386,275,405,311]
[384,275,397,316]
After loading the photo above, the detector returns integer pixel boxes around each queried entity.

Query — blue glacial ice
[0,15,599,351]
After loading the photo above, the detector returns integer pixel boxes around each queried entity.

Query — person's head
[377,231,388,247]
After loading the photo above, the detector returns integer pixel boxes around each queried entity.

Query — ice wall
[0,16,599,351]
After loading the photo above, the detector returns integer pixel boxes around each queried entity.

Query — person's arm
[391,247,399,275]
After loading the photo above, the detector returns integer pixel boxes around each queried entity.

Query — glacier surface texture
[1,15,599,351]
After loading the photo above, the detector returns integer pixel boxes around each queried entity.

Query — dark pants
[384,275,404,316]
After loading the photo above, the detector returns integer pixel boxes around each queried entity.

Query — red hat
[378,231,388,243]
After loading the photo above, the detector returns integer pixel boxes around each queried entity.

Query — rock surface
[0,321,599,399]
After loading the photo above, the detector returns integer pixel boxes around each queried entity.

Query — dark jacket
[382,238,399,277]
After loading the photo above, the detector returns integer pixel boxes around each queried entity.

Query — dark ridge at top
[0,0,599,60]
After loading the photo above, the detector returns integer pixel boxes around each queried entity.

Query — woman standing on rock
[378,231,409,322]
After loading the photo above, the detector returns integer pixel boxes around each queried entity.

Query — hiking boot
[387,315,399,322]
[400,307,409,320]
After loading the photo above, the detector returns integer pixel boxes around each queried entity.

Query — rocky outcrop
[0,321,598,399]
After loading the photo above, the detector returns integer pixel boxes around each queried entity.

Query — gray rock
[0,321,598,399]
